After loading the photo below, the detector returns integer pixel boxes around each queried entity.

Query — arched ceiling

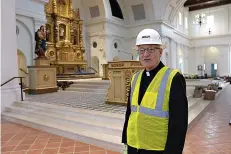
[163,0,187,24]
[71,0,186,26]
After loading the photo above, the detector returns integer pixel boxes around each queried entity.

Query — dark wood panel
[184,0,231,11]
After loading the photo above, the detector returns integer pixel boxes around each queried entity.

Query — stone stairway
[65,80,109,93]
[3,79,228,153]
[2,101,125,152]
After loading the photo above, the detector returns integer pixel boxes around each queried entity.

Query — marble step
[65,87,107,93]
[69,84,109,89]
[71,81,109,86]
[12,101,125,125]
[65,89,107,93]
[2,112,123,153]
[188,96,203,112]
[6,105,123,137]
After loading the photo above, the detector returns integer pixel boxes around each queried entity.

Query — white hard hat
[136,28,165,48]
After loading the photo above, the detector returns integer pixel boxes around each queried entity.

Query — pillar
[170,39,177,69]
[184,46,189,74]
[1,0,21,111]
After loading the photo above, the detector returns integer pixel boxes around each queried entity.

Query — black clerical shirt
[122,61,188,154]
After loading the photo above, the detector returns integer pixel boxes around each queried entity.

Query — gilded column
[69,0,73,18]
[50,0,58,44]
[79,20,83,48]
[52,0,57,14]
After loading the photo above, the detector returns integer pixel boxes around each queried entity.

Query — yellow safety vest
[127,66,178,150]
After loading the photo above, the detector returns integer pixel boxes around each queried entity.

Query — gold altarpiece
[45,0,87,74]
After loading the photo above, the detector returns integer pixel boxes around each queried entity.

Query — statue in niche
[59,24,66,41]
[35,25,47,58]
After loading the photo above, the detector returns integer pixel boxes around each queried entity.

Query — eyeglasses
[137,47,161,54]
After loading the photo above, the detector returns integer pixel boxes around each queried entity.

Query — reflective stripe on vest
[130,71,142,104]
[130,68,172,118]
[127,67,179,150]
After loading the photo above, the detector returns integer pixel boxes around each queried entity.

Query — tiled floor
[2,82,230,154]
[183,84,231,154]
[1,120,120,154]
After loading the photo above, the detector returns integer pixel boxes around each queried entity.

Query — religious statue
[59,24,65,40]
[35,25,47,58]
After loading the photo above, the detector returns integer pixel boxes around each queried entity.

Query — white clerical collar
[146,71,150,76]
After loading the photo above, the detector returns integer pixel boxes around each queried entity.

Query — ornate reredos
[44,0,85,67]
[45,0,79,19]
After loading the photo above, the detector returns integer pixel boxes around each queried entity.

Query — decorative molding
[16,18,35,61]
[31,0,49,4]
[191,33,231,40]
[16,8,46,22]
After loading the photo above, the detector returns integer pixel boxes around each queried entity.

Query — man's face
[137,44,163,70]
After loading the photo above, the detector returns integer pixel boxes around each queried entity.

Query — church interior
[1,0,231,153]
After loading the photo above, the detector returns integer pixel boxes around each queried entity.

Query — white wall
[16,0,47,23]
[161,37,171,66]
[190,45,230,76]
[163,3,231,76]
[189,31,231,76]
[189,4,231,37]
[16,0,47,65]
[170,39,177,69]
[89,34,107,76]
[124,0,154,26]
[16,17,34,66]
[229,6,231,33]
[81,0,106,23]
[191,34,231,47]
[229,45,231,74]
[1,0,21,111]
[187,47,196,74]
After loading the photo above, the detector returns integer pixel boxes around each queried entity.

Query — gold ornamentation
[58,0,66,5]
[131,62,142,67]
[45,0,87,74]
[111,63,124,67]
[43,74,49,81]
[50,51,55,56]
[106,70,112,101]
[125,70,132,103]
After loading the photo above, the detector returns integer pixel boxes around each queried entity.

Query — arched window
[109,0,124,20]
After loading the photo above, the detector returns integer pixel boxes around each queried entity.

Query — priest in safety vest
[122,29,188,154]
